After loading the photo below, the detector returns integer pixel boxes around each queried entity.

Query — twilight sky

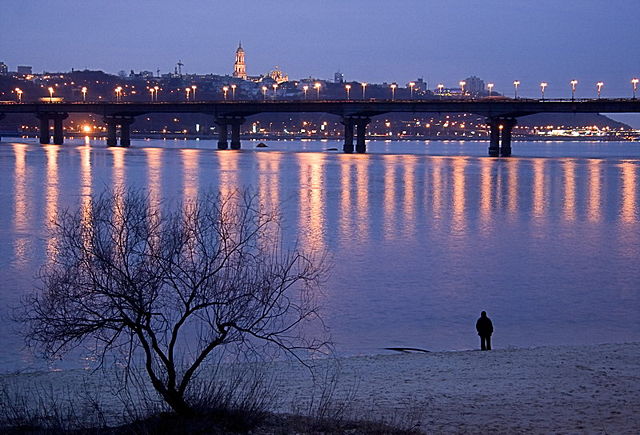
[2,0,639,100]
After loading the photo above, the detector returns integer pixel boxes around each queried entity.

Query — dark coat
[476,315,493,337]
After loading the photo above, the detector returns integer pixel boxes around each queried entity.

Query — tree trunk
[162,389,193,416]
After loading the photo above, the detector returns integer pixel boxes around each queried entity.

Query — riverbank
[2,342,639,433]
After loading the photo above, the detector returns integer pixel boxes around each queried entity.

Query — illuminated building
[269,66,289,84]
[463,76,485,95]
[0,62,7,75]
[233,42,247,80]
[334,71,344,83]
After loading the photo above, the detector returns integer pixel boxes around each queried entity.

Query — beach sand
[3,342,639,433]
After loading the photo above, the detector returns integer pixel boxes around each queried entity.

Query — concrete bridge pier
[500,118,517,157]
[37,115,51,144]
[52,114,68,145]
[488,118,500,156]
[216,121,228,149]
[341,118,355,153]
[104,116,136,147]
[0,113,4,141]
[104,117,119,147]
[119,117,135,147]
[355,117,370,154]
[230,118,245,150]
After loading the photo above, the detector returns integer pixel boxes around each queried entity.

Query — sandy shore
[2,342,639,433]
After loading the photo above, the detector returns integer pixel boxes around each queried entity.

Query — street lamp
[302,85,309,100]
[223,86,229,101]
[272,83,278,99]
[540,82,548,100]
[314,82,321,99]
[570,79,578,101]
[14,88,23,103]
[231,84,237,100]
[437,83,444,99]
[459,80,466,96]
[632,78,639,99]
[513,80,520,99]
[409,81,416,99]
[487,83,494,96]
[115,86,123,102]
[191,85,197,101]
[154,86,160,101]
[361,82,367,100]
[81,86,87,102]
[390,83,397,100]
[185,87,191,101]
[596,81,604,98]
[48,87,54,102]
[262,85,268,100]
[345,84,351,100]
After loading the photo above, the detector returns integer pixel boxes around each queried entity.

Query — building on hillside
[233,42,247,80]
[0,62,8,75]
[464,76,485,95]
[334,71,344,83]
[17,65,32,75]
[269,66,289,84]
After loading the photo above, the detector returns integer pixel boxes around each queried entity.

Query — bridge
[1,99,639,156]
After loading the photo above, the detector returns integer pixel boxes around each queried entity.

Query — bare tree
[19,189,327,415]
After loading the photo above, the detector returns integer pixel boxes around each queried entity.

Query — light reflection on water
[0,138,639,371]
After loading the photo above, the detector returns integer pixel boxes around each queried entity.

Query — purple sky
[2,1,639,111]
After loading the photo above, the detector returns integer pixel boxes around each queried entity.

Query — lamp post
[231,84,237,100]
[314,82,321,99]
[409,81,415,99]
[302,85,309,100]
[272,83,278,99]
[48,87,54,102]
[596,81,604,98]
[632,78,639,99]
[540,82,548,100]
[345,84,351,100]
[115,86,123,102]
[14,88,23,103]
[437,83,444,99]
[154,86,160,101]
[459,80,466,96]
[191,85,197,101]
[185,87,191,101]
[570,79,578,101]
[487,83,494,96]
[361,82,367,100]
[262,86,268,100]
[81,86,87,102]
[223,86,229,101]
[390,83,397,100]
[513,80,520,99]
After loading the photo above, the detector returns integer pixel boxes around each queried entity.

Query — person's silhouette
[476,311,493,351]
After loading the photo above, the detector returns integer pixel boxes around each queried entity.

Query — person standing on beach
[476,311,493,351]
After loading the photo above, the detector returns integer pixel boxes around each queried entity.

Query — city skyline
[2,1,639,97]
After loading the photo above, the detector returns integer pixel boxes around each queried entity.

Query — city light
[361,82,367,100]
[632,78,639,99]
[14,88,23,103]
[82,125,92,133]
[459,81,466,95]
[223,85,229,100]
[149,88,155,101]
[185,87,191,101]
[154,86,160,101]
[81,86,87,102]
[487,83,494,96]
[272,83,278,99]
[540,82,548,100]
[513,80,520,99]
[409,81,416,99]
[262,85,268,100]
[314,82,321,99]
[597,81,604,98]
[302,85,309,100]
[570,79,578,100]
[115,86,123,101]
[231,84,237,100]
[390,83,397,100]
[191,85,197,101]
[48,86,54,102]
[345,84,351,100]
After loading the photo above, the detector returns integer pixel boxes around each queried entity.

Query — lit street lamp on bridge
[409,81,415,99]
[231,84,237,100]
[154,86,160,101]
[570,80,578,101]
[459,81,466,96]
[223,86,229,101]
[390,83,397,100]
[345,84,351,100]
[361,82,367,100]
[272,83,278,99]
[48,87,54,102]
[632,78,639,99]
[262,86,268,100]
[185,87,191,101]
[437,83,444,99]
[314,82,321,99]
[191,85,197,101]
[597,81,604,99]
[115,86,123,102]
[81,86,87,102]
[540,82,548,100]
[513,80,520,99]
[303,85,309,100]
[487,83,494,96]
[14,88,23,103]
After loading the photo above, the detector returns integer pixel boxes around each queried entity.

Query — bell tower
[233,42,247,80]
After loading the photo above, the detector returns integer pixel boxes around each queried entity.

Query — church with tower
[233,42,247,80]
